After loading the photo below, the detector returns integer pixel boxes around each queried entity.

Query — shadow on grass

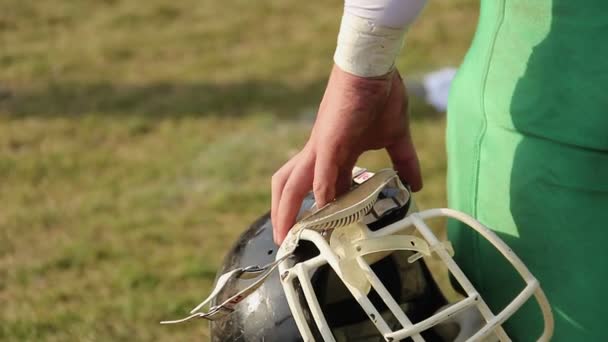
[0,79,327,118]
[0,79,442,120]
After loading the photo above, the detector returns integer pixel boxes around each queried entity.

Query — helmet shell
[209,196,316,342]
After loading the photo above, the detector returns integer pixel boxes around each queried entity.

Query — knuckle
[281,182,298,197]
[313,181,332,199]
[312,181,326,194]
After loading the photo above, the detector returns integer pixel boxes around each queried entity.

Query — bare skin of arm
[271,65,422,244]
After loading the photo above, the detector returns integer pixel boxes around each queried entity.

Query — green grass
[0,0,477,340]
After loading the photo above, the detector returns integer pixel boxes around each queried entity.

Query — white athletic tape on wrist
[334,12,407,77]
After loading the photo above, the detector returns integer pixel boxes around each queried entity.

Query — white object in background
[422,67,457,112]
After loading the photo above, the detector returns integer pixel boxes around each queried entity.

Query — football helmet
[162,168,554,341]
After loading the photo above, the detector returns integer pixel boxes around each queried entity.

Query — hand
[271,65,422,244]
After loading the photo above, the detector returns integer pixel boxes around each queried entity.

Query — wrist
[332,64,393,110]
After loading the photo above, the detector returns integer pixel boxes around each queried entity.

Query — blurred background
[0,0,478,340]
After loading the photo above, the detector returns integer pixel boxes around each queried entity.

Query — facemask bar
[380,209,553,341]
[279,228,415,342]
[277,209,554,342]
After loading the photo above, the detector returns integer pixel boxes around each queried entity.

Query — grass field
[0,1,478,340]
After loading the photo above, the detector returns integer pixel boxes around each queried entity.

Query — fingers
[385,73,422,191]
[274,151,315,245]
[272,145,357,245]
[387,135,423,192]
[313,147,339,208]
[271,152,300,231]
[335,157,357,197]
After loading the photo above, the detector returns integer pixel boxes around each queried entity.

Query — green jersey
[447,1,608,340]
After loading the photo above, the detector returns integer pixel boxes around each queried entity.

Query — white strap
[160,253,291,324]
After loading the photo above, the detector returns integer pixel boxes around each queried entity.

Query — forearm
[335,0,427,77]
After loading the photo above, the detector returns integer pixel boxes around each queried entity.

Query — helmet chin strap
[160,252,292,324]
[161,169,417,325]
